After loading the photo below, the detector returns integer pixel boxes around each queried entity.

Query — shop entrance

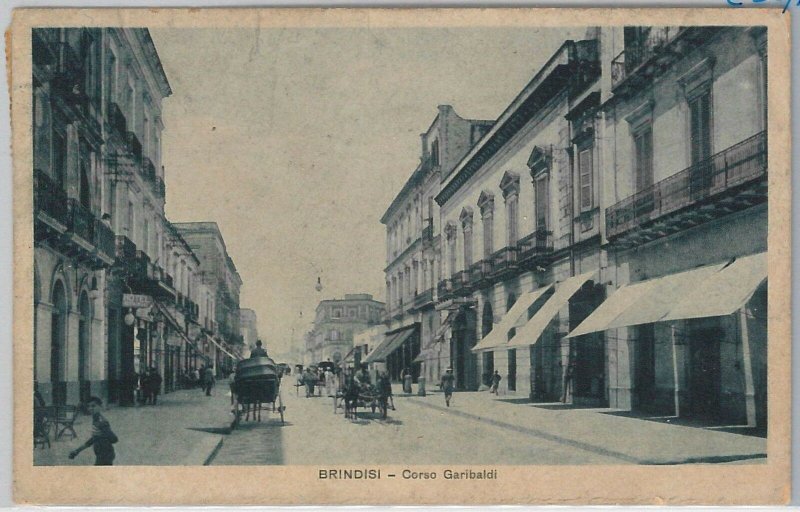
[688,324,722,420]
[450,308,478,390]
[569,281,606,405]
[635,324,658,411]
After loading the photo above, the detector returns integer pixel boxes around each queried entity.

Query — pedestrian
[148,367,162,405]
[203,365,216,396]
[402,368,413,394]
[229,369,238,413]
[440,367,455,407]
[250,340,268,358]
[378,371,395,410]
[561,360,575,403]
[490,370,502,395]
[193,367,201,388]
[324,368,336,397]
[68,396,118,465]
[304,369,315,398]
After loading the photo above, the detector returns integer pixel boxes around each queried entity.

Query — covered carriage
[231,356,285,427]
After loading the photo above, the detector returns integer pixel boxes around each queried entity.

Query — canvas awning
[662,252,767,321]
[507,271,597,348]
[471,284,554,353]
[206,334,239,361]
[153,300,209,362]
[565,254,766,338]
[433,312,456,342]
[363,324,417,364]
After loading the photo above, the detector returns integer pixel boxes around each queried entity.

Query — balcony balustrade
[142,157,157,183]
[606,131,767,245]
[451,269,473,295]
[115,235,137,260]
[469,260,493,285]
[34,169,68,230]
[517,230,554,268]
[422,223,434,242]
[66,199,94,246]
[411,288,434,310]
[437,279,453,299]
[125,132,143,164]
[108,102,127,140]
[490,246,520,278]
[611,27,685,89]
[93,217,116,263]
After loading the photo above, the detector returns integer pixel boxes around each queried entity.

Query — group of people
[298,366,336,398]
[139,367,163,405]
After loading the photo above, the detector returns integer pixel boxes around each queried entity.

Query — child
[68,396,118,465]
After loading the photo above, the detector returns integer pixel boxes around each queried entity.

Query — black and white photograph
[11,7,791,506]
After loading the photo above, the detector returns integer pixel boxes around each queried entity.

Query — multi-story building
[240,308,259,357]
[33,28,119,406]
[568,25,767,425]
[435,34,602,396]
[174,222,244,374]
[303,294,385,366]
[378,105,493,383]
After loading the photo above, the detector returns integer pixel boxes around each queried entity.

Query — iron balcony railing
[93,218,115,259]
[451,269,472,294]
[115,235,137,260]
[413,288,434,308]
[422,222,434,242]
[125,131,143,165]
[142,157,157,183]
[611,27,685,89]
[490,246,520,276]
[470,259,493,283]
[66,199,94,244]
[34,169,68,225]
[517,229,554,264]
[437,279,453,299]
[606,131,768,239]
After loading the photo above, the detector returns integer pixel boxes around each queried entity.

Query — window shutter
[579,148,593,211]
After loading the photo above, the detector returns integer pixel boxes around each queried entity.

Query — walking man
[490,370,502,395]
[441,367,455,407]
[68,397,117,465]
[203,365,216,396]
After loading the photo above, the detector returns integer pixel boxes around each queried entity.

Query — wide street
[210,381,767,466]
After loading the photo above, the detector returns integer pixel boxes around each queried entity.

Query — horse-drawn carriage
[231,356,285,428]
[337,375,389,420]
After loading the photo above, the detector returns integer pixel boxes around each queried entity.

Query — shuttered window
[634,127,653,193]
[534,174,549,232]
[690,92,712,164]
[579,147,593,211]
[507,197,518,245]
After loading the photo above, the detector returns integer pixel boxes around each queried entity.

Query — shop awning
[153,300,209,362]
[507,271,596,348]
[363,324,417,364]
[471,284,554,353]
[206,334,239,361]
[565,261,733,338]
[434,312,455,342]
[413,347,431,363]
[662,252,767,321]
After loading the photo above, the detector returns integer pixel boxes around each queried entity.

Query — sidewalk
[404,388,767,465]
[34,382,233,466]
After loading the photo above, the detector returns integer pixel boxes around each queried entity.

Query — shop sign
[123,294,153,309]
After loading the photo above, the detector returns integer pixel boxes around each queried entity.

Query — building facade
[174,222,245,375]
[380,105,493,383]
[304,294,385,367]
[240,308,259,357]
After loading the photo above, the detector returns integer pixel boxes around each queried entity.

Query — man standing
[440,368,455,407]
[203,365,216,396]
[490,370,502,395]
[68,397,117,465]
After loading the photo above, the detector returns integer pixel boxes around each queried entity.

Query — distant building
[240,308,259,357]
[303,294,385,366]
[174,222,244,374]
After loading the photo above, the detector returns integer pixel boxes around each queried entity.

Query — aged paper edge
[9,7,792,506]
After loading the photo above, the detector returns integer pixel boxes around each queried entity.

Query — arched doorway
[450,307,478,391]
[51,280,67,405]
[78,291,91,403]
[481,302,494,386]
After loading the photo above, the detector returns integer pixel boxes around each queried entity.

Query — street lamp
[315,276,323,292]
[124,309,136,326]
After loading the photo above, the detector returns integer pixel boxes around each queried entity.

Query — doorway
[569,281,607,405]
[635,324,657,411]
[450,308,478,390]
[50,281,67,405]
[688,324,722,420]
[78,291,91,403]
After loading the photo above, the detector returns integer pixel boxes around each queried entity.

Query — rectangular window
[52,130,67,188]
[579,147,593,211]
[483,218,493,259]
[534,175,549,232]
[507,199,518,245]
[633,127,653,193]
[448,239,457,278]
[127,200,134,238]
[689,92,712,165]
[463,230,473,268]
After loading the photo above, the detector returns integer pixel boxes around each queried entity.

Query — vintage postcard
[10,7,791,505]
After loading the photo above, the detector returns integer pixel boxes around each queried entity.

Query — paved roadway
[211,384,626,465]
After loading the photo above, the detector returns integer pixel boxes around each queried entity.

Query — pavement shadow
[601,410,767,438]
[187,426,232,435]
[529,402,602,410]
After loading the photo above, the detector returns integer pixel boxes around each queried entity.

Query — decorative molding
[624,98,655,131]
[477,190,495,217]
[677,56,715,100]
[499,171,520,199]
[527,145,551,176]
[459,207,474,229]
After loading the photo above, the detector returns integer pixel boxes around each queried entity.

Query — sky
[150,26,586,358]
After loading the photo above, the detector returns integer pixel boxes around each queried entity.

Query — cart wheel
[278,393,285,425]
